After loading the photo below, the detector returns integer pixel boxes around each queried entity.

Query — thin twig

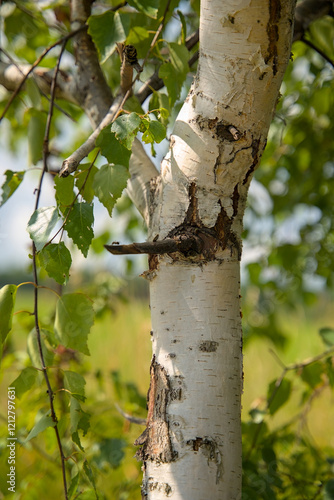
[32,40,69,500]
[0,26,85,122]
[301,36,334,67]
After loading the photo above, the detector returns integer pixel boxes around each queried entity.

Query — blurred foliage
[0,0,334,499]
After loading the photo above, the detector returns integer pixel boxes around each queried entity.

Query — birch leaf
[65,203,94,257]
[127,0,159,18]
[64,370,86,402]
[54,293,94,355]
[38,242,72,285]
[0,170,25,207]
[10,367,38,399]
[27,109,46,165]
[93,164,129,217]
[54,175,75,207]
[0,284,17,343]
[96,128,131,167]
[111,113,141,149]
[88,11,130,63]
[25,413,55,442]
[27,207,60,251]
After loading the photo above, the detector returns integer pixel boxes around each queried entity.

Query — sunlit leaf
[54,175,75,207]
[54,293,94,355]
[27,206,60,251]
[111,112,141,149]
[93,164,129,217]
[127,0,159,18]
[75,164,98,204]
[0,170,25,207]
[25,413,56,442]
[11,367,38,399]
[0,284,17,344]
[88,11,130,63]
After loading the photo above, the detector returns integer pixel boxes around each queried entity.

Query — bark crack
[266,0,282,75]
[187,437,223,484]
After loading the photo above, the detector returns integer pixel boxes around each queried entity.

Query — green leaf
[27,206,60,251]
[149,92,170,125]
[11,367,38,399]
[68,472,80,500]
[301,362,323,389]
[267,378,292,415]
[96,128,131,167]
[39,242,72,285]
[91,231,111,254]
[0,284,17,344]
[127,0,159,18]
[111,112,141,149]
[64,370,86,402]
[141,118,166,144]
[27,328,55,368]
[88,11,130,63]
[70,397,83,434]
[159,42,189,106]
[54,175,75,207]
[93,164,129,217]
[27,109,46,165]
[319,327,334,347]
[93,438,127,469]
[26,78,42,109]
[65,202,94,257]
[83,460,98,497]
[25,413,56,442]
[54,293,94,355]
[0,170,25,207]
[75,164,98,204]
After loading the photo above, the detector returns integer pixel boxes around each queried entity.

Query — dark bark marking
[199,340,219,352]
[232,183,239,218]
[242,137,261,186]
[135,356,177,463]
[187,437,223,484]
[266,0,281,76]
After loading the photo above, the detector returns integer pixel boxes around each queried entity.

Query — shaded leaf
[319,327,334,347]
[27,328,55,368]
[267,378,292,415]
[75,164,98,204]
[11,367,38,399]
[93,438,127,469]
[27,109,46,165]
[64,370,86,402]
[54,293,94,355]
[141,118,166,144]
[27,206,60,251]
[0,170,25,207]
[88,11,130,63]
[25,413,55,442]
[65,202,94,257]
[324,479,334,500]
[39,242,72,285]
[83,460,98,497]
[68,472,80,500]
[301,362,323,389]
[96,128,131,167]
[93,164,129,217]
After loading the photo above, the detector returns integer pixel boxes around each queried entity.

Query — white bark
[137,1,295,498]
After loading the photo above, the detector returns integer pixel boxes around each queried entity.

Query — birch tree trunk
[134,1,295,498]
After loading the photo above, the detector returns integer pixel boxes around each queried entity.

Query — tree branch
[293,0,333,42]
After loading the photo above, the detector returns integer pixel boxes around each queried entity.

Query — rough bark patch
[135,356,177,463]
[199,340,219,352]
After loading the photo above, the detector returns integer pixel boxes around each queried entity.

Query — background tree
[0,1,334,499]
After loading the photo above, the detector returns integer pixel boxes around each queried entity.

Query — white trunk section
[135,1,295,498]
